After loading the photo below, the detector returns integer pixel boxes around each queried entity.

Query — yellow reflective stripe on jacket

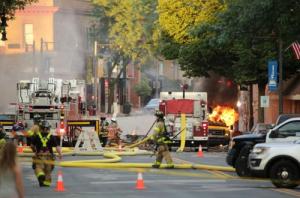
[28,130,34,137]
[37,171,45,177]
[0,139,5,148]
[37,132,51,147]
[43,181,51,186]
[153,127,160,133]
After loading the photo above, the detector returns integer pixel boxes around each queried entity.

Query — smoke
[53,0,92,78]
[193,74,238,108]
[0,0,92,112]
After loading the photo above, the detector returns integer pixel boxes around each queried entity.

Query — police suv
[249,141,300,188]
[227,116,300,177]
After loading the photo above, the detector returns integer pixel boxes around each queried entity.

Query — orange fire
[208,105,239,127]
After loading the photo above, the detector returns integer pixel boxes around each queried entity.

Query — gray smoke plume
[193,74,238,108]
[0,0,93,113]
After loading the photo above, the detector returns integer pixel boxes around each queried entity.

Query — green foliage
[157,0,224,44]
[92,0,158,62]
[133,76,152,98]
[1,0,37,18]
[159,0,300,86]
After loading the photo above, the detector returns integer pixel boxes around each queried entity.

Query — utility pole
[93,40,98,114]
[155,59,159,98]
[122,59,127,104]
[278,38,283,115]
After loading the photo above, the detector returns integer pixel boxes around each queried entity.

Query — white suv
[249,141,300,188]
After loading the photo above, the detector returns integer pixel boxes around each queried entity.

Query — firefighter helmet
[12,122,24,131]
[33,114,42,121]
[39,120,51,130]
[33,114,42,124]
[155,110,164,119]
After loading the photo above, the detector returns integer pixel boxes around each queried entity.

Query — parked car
[226,115,300,177]
[249,141,300,188]
[143,98,160,112]
[249,123,273,134]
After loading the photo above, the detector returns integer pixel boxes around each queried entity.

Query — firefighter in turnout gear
[28,114,42,137]
[106,118,122,147]
[99,116,109,147]
[30,120,62,187]
[0,124,6,151]
[152,110,174,169]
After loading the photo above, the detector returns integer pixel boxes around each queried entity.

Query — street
[21,152,300,198]
[2,1,300,198]
[18,114,300,198]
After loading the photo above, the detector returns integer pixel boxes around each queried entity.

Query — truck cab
[159,92,209,148]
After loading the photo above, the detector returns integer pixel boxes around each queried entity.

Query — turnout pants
[33,153,55,187]
[155,144,173,165]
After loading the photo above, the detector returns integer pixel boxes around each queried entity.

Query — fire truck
[159,92,209,148]
[15,78,87,138]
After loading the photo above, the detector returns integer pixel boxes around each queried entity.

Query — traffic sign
[260,96,269,108]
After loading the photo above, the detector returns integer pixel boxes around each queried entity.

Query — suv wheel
[235,145,252,177]
[269,160,299,189]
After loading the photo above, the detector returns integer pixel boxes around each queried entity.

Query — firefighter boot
[152,161,161,168]
[38,175,46,187]
[165,164,175,169]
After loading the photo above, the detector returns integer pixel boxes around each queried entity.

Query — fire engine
[159,92,209,148]
[15,78,86,138]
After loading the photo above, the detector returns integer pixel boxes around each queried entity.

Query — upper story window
[24,24,33,45]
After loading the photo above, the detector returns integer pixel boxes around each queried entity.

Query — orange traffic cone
[135,172,145,190]
[197,144,203,157]
[17,142,24,153]
[55,170,65,192]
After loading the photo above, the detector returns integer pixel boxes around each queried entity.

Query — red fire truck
[159,92,209,148]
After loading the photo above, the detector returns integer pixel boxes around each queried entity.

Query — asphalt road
[117,113,156,137]
[18,114,300,197]
[21,152,300,198]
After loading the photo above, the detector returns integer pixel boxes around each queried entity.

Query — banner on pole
[268,60,278,91]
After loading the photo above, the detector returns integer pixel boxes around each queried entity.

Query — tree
[92,0,157,61]
[157,0,300,122]
[157,0,225,44]
[0,0,37,18]
[134,76,152,105]
[91,0,158,113]
[0,0,37,40]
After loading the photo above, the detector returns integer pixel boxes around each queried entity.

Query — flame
[208,105,239,127]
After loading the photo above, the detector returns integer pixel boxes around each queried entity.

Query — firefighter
[106,118,122,147]
[28,114,42,137]
[99,116,109,147]
[12,121,26,146]
[0,124,6,150]
[30,120,62,187]
[152,110,174,169]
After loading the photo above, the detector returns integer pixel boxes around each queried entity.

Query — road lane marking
[273,188,300,197]
[173,157,192,164]
[90,179,226,185]
[173,156,235,179]
[209,170,236,179]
